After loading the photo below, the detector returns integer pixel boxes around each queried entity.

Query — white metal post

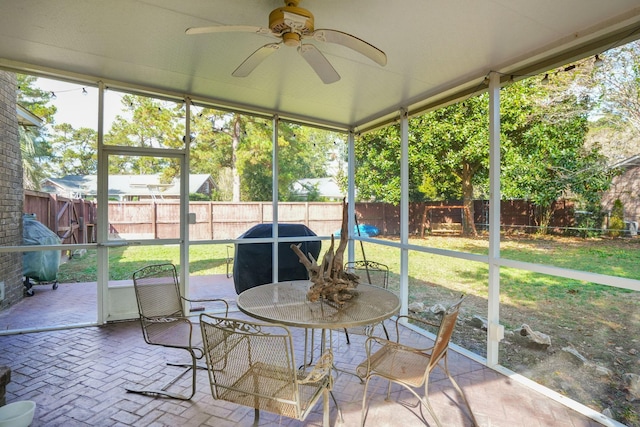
[347,130,356,262]
[180,98,191,299]
[487,71,504,366]
[272,115,279,283]
[96,81,108,325]
[400,108,409,316]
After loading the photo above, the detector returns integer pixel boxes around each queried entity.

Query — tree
[19,124,44,189]
[17,74,56,124]
[608,198,625,237]
[561,40,640,164]
[17,74,56,189]
[501,75,612,233]
[105,95,184,179]
[189,110,259,202]
[412,96,489,234]
[355,97,489,235]
[354,125,402,203]
[592,41,640,139]
[355,67,612,236]
[50,123,97,175]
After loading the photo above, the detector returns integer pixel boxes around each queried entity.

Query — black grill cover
[233,223,321,294]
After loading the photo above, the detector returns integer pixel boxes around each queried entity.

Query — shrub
[608,198,625,237]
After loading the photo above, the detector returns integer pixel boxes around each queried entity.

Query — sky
[34,78,126,131]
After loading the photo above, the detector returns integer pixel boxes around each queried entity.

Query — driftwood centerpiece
[290,199,359,304]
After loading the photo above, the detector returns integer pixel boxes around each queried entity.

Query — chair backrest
[132,263,186,344]
[344,260,389,289]
[426,295,465,372]
[200,314,304,419]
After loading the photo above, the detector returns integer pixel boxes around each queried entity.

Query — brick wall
[0,71,24,308]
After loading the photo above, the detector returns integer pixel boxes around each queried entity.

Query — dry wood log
[290,198,360,304]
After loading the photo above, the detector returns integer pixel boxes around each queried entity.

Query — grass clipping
[291,199,359,304]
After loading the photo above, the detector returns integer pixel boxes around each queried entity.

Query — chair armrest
[357,335,393,378]
[298,350,333,387]
[394,314,439,343]
[362,334,428,359]
[181,296,229,315]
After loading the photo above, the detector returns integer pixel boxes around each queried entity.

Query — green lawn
[59,236,640,299]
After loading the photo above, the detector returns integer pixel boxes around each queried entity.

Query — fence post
[153,201,158,239]
[208,201,214,240]
[305,202,310,227]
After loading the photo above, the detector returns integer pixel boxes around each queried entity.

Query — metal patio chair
[356,295,478,426]
[343,260,391,343]
[126,263,229,400]
[200,313,334,427]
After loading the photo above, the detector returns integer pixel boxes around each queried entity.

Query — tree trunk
[537,204,554,235]
[461,162,478,236]
[231,115,241,202]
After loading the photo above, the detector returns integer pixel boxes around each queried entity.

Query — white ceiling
[1,0,639,131]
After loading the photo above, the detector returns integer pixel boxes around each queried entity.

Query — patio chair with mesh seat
[200,313,334,427]
[126,263,229,400]
[356,295,477,426]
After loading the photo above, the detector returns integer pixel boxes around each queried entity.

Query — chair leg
[382,323,390,340]
[323,388,330,427]
[361,376,372,427]
[330,390,344,423]
[343,328,351,344]
[125,349,198,400]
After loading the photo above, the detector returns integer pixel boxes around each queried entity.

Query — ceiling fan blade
[185,25,272,36]
[232,43,281,77]
[308,29,387,66]
[298,44,340,84]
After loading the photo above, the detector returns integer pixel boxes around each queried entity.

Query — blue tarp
[334,224,380,237]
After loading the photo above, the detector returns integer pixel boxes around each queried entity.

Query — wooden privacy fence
[107,201,345,240]
[23,192,577,242]
[106,199,577,240]
[23,190,97,244]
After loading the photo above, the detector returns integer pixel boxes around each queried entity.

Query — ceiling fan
[185,0,387,84]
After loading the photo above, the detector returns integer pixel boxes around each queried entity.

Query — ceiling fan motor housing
[269,4,314,46]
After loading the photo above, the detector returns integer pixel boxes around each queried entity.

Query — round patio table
[236,280,400,330]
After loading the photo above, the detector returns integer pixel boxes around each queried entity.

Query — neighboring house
[17,104,43,127]
[291,177,346,201]
[41,174,215,201]
[601,154,640,227]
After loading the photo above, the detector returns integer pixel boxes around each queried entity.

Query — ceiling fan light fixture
[282,32,301,47]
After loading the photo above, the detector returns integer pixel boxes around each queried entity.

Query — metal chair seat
[126,263,228,400]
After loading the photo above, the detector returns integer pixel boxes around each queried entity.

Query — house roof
[611,154,640,170]
[0,1,639,132]
[43,174,213,198]
[292,177,345,200]
[17,104,43,127]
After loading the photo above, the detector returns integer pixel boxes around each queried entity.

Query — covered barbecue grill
[233,223,321,294]
[23,214,61,296]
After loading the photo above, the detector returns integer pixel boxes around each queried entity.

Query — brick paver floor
[0,275,608,426]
